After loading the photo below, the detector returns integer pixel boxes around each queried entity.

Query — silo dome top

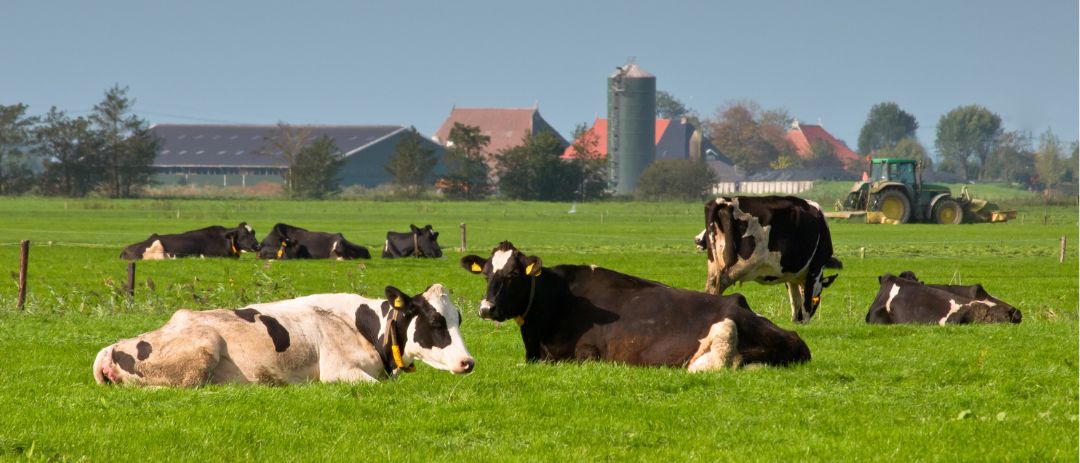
[610,63,654,79]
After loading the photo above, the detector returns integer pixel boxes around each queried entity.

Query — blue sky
[4,1,1077,157]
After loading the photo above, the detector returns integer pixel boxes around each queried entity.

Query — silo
[607,63,656,195]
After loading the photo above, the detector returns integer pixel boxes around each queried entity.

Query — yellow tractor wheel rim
[881,196,904,220]
[939,206,957,223]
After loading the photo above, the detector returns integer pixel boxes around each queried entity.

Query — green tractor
[838,158,1013,224]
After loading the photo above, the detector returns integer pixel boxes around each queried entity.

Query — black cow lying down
[119,223,260,260]
[382,224,443,258]
[94,284,475,386]
[461,241,810,370]
[257,223,371,260]
[866,271,1022,325]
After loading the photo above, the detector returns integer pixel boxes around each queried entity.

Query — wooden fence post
[1059,236,1067,264]
[859,247,865,260]
[459,223,467,252]
[17,240,29,309]
[126,262,137,297]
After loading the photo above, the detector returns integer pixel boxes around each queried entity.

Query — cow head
[384,284,474,374]
[460,241,542,322]
[227,222,261,254]
[410,224,443,258]
[955,302,1023,324]
[801,272,839,322]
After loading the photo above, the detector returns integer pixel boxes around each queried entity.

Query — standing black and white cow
[119,223,260,260]
[93,284,475,386]
[866,272,1022,325]
[696,196,842,323]
[382,224,443,258]
[257,223,371,260]
[460,241,810,370]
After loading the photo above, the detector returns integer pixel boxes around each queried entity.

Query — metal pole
[17,240,29,309]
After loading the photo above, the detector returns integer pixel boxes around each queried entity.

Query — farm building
[431,107,568,169]
[562,117,742,181]
[785,119,862,171]
[150,124,447,188]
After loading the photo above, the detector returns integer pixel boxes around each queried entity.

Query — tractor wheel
[932,198,963,224]
[878,190,911,224]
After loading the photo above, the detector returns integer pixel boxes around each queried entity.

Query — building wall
[336,131,448,187]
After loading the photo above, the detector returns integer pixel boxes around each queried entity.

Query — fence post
[459,223,467,252]
[1060,236,1067,264]
[126,261,137,297]
[860,247,865,260]
[17,240,29,310]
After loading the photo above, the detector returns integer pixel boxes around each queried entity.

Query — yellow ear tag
[393,296,404,308]
[471,262,482,272]
[525,263,536,275]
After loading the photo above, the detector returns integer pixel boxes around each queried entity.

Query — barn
[150,124,447,188]
[431,107,568,170]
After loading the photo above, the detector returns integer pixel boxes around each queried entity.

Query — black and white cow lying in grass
[119,223,261,260]
[93,284,474,387]
[257,223,371,260]
[696,196,842,323]
[382,224,443,258]
[461,241,810,370]
[865,271,1022,325]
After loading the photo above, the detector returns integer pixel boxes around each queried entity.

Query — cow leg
[787,282,807,323]
[687,319,741,372]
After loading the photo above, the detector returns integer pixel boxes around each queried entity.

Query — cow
[382,224,443,258]
[459,241,810,370]
[695,196,842,323]
[865,272,1022,325]
[93,284,474,386]
[119,222,260,260]
[257,223,371,260]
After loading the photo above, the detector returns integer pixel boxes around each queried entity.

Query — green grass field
[0,196,1076,461]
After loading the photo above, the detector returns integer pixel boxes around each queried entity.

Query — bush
[634,159,716,201]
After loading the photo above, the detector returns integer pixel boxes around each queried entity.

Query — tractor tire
[932,198,963,224]
[878,189,911,224]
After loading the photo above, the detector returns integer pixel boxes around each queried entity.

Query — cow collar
[412,232,422,257]
[514,274,539,327]
[230,239,239,256]
[276,240,287,259]
[381,308,416,376]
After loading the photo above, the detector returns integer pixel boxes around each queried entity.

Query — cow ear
[432,232,439,240]
[424,224,433,230]
[460,255,486,274]
[522,255,543,277]
[821,274,838,288]
[384,286,413,312]
[410,224,420,233]
[224,230,237,240]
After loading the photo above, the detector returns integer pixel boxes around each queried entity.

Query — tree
[803,140,843,169]
[566,123,610,201]
[635,159,717,201]
[1034,129,1069,189]
[983,130,1033,184]
[857,102,919,154]
[440,122,491,200]
[706,100,796,174]
[261,122,313,195]
[89,85,160,197]
[36,108,104,196]
[656,90,690,119]
[385,126,438,197]
[496,131,576,201]
[934,105,1002,180]
[0,103,39,195]
[289,136,343,199]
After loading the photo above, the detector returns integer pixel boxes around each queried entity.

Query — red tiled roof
[433,107,561,156]
[562,118,669,159]
[785,123,861,168]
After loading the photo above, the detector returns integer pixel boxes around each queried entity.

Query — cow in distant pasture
[696,196,842,323]
[382,224,443,258]
[460,241,810,370]
[93,284,474,386]
[865,272,1022,325]
[257,223,371,260]
[119,223,260,260]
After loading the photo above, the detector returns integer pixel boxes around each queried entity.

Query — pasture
[0,196,1076,461]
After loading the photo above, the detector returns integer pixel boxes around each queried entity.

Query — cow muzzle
[478,300,495,320]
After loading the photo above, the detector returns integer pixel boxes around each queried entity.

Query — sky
[3,1,1077,158]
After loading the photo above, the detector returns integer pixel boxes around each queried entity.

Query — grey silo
[607,63,656,195]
